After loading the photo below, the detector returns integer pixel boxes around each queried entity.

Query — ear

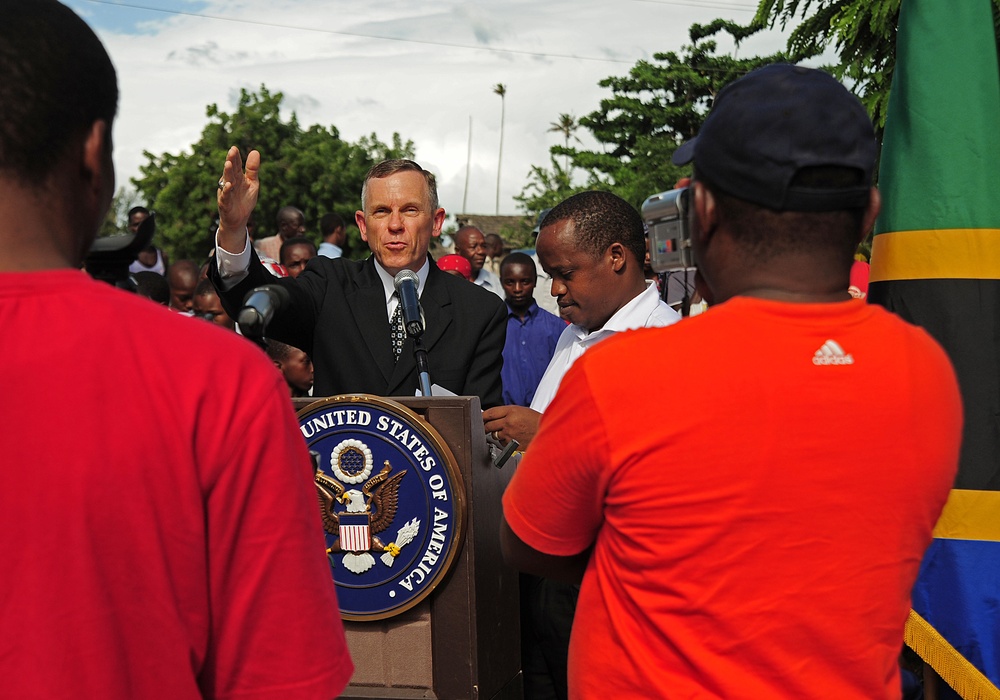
[81,119,114,217]
[692,181,717,245]
[355,210,369,242]
[859,187,881,245]
[431,207,446,238]
[608,242,627,273]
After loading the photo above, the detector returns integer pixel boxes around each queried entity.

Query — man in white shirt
[483,190,680,446]
[482,190,679,700]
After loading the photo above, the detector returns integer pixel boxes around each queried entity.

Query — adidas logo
[813,339,854,366]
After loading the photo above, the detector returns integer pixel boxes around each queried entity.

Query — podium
[294,395,521,700]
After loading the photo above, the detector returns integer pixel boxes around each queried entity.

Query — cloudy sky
[67,0,799,221]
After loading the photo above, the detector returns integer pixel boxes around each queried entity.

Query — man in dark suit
[211,149,506,407]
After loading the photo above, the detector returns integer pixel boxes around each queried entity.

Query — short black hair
[128,206,150,219]
[500,252,536,277]
[319,213,345,236]
[703,167,866,264]
[276,206,305,226]
[266,339,296,363]
[280,236,317,262]
[541,191,646,265]
[194,278,218,297]
[131,271,169,305]
[0,1,118,186]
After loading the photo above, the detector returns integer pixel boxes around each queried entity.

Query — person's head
[437,254,473,281]
[485,233,504,259]
[320,212,346,247]
[132,271,169,305]
[167,259,200,313]
[500,252,537,315]
[276,206,306,240]
[671,64,881,303]
[193,279,235,330]
[0,1,118,269]
[536,191,648,331]
[356,159,445,276]
[266,340,314,397]
[279,237,317,278]
[127,206,150,234]
[454,226,487,275]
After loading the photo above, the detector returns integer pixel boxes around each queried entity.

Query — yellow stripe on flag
[905,610,1000,700]
[870,229,1000,281]
[932,489,1000,542]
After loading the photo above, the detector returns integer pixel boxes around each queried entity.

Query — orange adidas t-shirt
[504,296,961,699]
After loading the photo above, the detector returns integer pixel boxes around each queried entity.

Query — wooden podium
[295,395,521,700]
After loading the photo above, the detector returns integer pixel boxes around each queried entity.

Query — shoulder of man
[89,277,280,380]
[648,298,683,327]
[535,304,568,329]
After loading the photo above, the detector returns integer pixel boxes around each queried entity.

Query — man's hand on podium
[482,405,542,451]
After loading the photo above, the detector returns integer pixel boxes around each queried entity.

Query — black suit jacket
[211,250,506,408]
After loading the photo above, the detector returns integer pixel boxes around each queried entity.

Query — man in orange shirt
[501,64,962,699]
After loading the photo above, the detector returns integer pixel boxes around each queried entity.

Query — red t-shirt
[0,270,352,699]
[504,297,961,699]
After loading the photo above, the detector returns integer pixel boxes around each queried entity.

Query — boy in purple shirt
[500,253,566,406]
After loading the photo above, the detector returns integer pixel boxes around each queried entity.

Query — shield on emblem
[339,513,371,552]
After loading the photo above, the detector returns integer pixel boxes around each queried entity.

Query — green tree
[513,156,588,218]
[752,0,1000,128]
[133,86,413,261]
[547,113,581,172]
[519,22,807,219]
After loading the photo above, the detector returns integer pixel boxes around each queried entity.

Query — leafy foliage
[518,22,809,219]
[133,86,413,261]
[513,156,583,221]
[753,0,1000,128]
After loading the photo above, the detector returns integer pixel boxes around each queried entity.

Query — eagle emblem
[315,439,419,575]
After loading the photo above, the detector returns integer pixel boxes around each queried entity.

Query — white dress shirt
[529,281,680,413]
[317,241,343,259]
[473,267,504,299]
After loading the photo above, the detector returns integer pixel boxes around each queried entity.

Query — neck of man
[0,179,88,271]
[508,300,533,319]
[584,275,649,333]
[714,255,854,305]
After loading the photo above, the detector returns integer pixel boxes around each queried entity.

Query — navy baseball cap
[672,64,876,211]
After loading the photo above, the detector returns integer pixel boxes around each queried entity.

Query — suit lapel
[419,266,454,354]
[347,259,396,387]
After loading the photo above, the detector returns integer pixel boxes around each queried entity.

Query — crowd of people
[3,2,965,699]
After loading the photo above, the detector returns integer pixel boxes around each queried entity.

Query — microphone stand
[412,335,433,397]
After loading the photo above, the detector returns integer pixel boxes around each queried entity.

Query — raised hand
[216,146,261,253]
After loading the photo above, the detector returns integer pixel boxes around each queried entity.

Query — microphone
[238,284,290,338]
[393,270,424,338]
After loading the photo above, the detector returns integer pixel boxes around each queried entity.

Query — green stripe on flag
[873,0,1000,245]
[869,0,1000,696]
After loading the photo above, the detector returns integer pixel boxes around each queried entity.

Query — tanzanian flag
[868,0,1000,697]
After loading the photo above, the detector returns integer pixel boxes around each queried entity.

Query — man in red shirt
[502,64,962,699]
[0,3,352,697]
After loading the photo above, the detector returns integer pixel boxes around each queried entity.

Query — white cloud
[77,0,805,217]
